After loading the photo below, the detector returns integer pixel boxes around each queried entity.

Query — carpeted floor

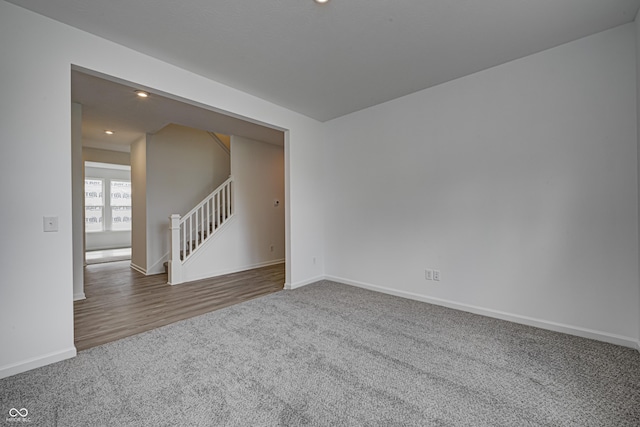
[2,281,639,426]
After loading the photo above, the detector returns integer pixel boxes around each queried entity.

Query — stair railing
[168,176,233,285]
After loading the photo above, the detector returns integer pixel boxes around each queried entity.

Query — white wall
[83,147,130,165]
[71,103,84,301]
[181,136,285,281]
[145,124,231,274]
[1,4,76,378]
[636,10,640,351]
[85,233,131,252]
[324,24,639,346]
[131,135,148,272]
[0,1,325,378]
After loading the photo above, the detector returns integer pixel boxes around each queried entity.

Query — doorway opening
[71,67,287,350]
[84,161,132,265]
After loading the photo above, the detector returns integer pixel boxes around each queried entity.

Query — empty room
[1,0,640,425]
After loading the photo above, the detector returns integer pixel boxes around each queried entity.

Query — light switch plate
[43,216,58,232]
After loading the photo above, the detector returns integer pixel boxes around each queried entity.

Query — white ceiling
[10,0,640,122]
[72,69,284,150]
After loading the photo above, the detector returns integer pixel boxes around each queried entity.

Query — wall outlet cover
[43,216,58,232]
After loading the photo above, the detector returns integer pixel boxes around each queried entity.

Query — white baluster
[196,207,201,249]
[189,215,193,255]
[171,178,233,273]
[182,219,186,258]
[228,185,231,220]
[229,181,233,215]
[205,197,209,239]
[223,186,227,222]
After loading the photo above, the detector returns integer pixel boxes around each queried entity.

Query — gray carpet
[2,281,639,426]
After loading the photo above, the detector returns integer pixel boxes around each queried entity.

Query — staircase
[167,177,233,285]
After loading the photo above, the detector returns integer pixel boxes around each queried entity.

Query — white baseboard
[130,260,167,276]
[285,275,325,290]
[73,292,86,301]
[129,262,147,275]
[0,347,76,380]
[325,275,638,349]
[181,259,286,284]
[147,252,170,275]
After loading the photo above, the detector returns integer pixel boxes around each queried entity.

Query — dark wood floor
[74,261,285,351]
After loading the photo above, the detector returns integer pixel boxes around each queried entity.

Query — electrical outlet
[425,269,433,280]
[433,270,441,281]
[43,216,58,232]
[269,245,274,252]
[313,257,317,265]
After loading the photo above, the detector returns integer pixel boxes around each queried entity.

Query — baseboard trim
[73,292,86,301]
[181,259,286,284]
[129,262,147,275]
[285,275,325,290]
[147,252,170,275]
[325,275,638,349]
[0,347,76,380]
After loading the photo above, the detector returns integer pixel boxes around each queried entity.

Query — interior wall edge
[0,348,77,380]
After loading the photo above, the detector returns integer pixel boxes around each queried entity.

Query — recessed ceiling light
[104,130,115,135]
[314,0,330,4]
[135,90,149,98]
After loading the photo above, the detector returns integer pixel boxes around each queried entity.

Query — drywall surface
[71,103,84,300]
[130,135,147,272]
[83,147,130,165]
[324,24,639,344]
[636,10,640,350]
[1,3,77,378]
[85,232,131,251]
[181,136,285,281]
[0,1,324,377]
[146,124,230,274]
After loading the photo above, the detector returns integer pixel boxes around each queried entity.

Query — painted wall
[1,4,76,377]
[145,124,231,274]
[130,135,148,273]
[83,147,130,165]
[324,24,639,347]
[181,136,285,281]
[636,10,640,351]
[0,1,325,378]
[71,103,84,301]
[7,0,635,380]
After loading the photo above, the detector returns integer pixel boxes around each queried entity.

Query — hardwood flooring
[74,261,285,351]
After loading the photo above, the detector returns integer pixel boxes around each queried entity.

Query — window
[110,180,132,231]
[85,177,132,232]
[85,179,104,232]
